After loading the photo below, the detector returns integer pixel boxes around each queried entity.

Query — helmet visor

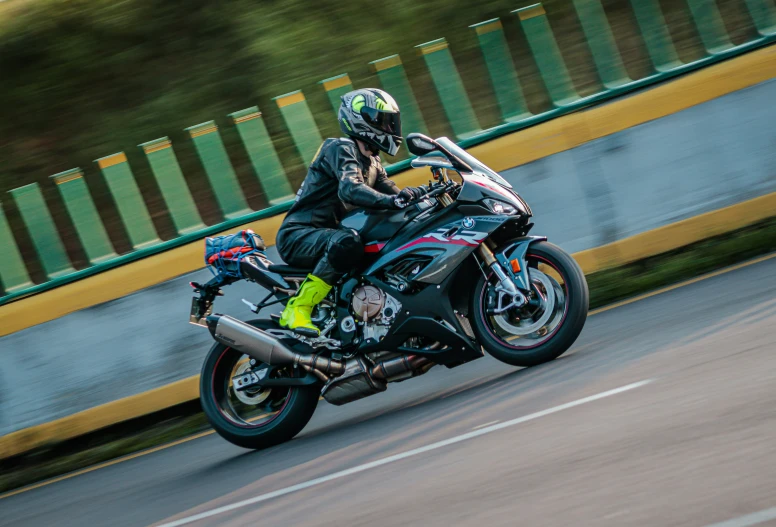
[360,107,402,137]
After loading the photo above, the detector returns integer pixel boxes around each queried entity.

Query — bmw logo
[462,217,475,229]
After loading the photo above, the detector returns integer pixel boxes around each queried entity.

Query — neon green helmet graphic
[339,88,402,156]
[351,94,366,113]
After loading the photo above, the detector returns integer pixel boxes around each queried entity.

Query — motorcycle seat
[267,264,312,276]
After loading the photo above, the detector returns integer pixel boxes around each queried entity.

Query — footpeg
[291,327,320,338]
[241,298,259,313]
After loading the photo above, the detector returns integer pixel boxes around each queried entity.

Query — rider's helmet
[339,88,402,157]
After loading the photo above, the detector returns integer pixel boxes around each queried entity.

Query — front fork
[476,242,528,311]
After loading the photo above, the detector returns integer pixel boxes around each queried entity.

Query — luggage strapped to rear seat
[204,229,267,283]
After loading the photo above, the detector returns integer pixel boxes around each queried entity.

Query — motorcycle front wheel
[200,331,319,450]
[470,241,589,367]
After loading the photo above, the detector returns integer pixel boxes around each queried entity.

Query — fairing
[339,200,434,245]
[358,262,485,366]
[364,211,509,284]
[436,137,513,189]
[458,173,530,215]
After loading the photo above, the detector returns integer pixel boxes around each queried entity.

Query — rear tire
[200,329,319,450]
[470,241,588,367]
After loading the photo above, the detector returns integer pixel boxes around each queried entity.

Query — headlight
[483,198,518,215]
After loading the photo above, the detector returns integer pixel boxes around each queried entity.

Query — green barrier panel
[229,107,295,206]
[686,0,733,53]
[572,0,630,87]
[273,91,324,166]
[185,121,251,220]
[4,33,776,306]
[470,18,531,122]
[0,202,33,293]
[630,0,682,71]
[138,138,204,235]
[96,152,161,249]
[514,4,580,107]
[416,38,481,139]
[319,74,353,115]
[8,183,75,279]
[745,0,776,35]
[370,55,428,137]
[51,169,117,264]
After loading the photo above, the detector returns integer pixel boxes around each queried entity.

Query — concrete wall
[1,78,775,437]
[506,79,776,255]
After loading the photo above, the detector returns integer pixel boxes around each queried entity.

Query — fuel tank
[339,200,433,245]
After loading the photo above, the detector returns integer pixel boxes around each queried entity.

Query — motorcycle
[190,133,589,450]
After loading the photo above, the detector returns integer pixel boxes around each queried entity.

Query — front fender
[495,236,547,291]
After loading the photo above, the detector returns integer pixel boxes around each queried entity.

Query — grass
[2,216,775,496]
[0,403,209,495]
[586,217,776,309]
[0,0,762,288]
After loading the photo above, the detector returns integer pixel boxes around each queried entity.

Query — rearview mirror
[406,133,437,157]
[410,156,454,171]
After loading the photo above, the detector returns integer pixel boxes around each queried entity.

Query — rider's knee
[327,230,362,270]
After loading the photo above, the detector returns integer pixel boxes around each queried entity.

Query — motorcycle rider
[276,88,425,337]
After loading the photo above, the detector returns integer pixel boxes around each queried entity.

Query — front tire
[200,330,319,450]
[470,241,589,367]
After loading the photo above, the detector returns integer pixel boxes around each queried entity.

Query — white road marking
[156,379,653,527]
[704,507,776,527]
[472,420,500,430]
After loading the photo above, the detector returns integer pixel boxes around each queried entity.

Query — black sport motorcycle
[190,133,589,450]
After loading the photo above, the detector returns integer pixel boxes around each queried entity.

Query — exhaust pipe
[206,314,345,376]
[371,354,434,382]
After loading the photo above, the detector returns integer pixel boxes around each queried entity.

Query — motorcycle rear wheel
[470,241,589,367]
[200,332,319,450]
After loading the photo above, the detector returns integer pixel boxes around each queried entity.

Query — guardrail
[1,0,775,305]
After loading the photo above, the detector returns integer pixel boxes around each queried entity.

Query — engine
[317,284,437,406]
[350,285,402,343]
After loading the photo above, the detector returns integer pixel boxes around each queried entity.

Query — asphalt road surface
[3,256,776,527]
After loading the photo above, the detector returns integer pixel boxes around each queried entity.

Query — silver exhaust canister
[206,314,345,377]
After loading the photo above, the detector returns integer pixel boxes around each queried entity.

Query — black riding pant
[276,225,363,285]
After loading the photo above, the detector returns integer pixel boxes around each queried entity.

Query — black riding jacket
[279,138,399,230]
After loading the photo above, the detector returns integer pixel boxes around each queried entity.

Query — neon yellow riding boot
[279,274,332,336]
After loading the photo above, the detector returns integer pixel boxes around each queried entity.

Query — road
[3,256,776,527]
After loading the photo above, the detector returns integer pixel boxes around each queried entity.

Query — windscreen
[436,137,513,189]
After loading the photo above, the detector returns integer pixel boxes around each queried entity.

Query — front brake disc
[492,268,556,336]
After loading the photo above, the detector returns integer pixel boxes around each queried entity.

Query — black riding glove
[398,187,424,202]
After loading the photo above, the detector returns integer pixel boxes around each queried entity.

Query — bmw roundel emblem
[462,217,475,229]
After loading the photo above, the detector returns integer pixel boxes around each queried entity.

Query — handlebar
[403,180,458,208]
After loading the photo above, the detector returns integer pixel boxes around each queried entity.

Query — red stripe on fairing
[466,174,516,202]
[364,243,385,253]
[398,237,478,251]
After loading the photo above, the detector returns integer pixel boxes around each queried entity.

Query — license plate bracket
[189,296,213,327]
